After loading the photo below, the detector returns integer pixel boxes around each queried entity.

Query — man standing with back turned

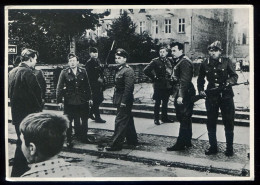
[197,41,238,156]
[9,48,42,177]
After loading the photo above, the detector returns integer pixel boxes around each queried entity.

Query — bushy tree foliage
[8,9,106,64]
[77,11,158,64]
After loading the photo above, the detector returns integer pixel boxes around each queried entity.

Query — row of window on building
[140,18,185,35]
[93,18,186,37]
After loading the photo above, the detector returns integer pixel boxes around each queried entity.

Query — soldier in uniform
[85,47,106,123]
[143,46,174,125]
[56,53,93,148]
[9,48,42,177]
[105,48,138,151]
[167,42,195,151]
[197,41,238,156]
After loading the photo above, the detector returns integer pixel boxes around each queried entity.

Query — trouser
[64,103,89,142]
[205,96,235,148]
[153,89,171,121]
[90,92,104,119]
[110,103,138,147]
[174,98,194,144]
[11,124,30,177]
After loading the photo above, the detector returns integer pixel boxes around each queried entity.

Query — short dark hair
[13,56,22,67]
[170,42,184,51]
[20,48,39,62]
[20,112,69,158]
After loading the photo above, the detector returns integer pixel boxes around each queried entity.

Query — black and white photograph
[5,5,254,181]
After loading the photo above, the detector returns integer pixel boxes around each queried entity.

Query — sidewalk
[7,108,251,177]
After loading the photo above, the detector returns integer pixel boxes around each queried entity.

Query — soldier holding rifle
[197,41,238,156]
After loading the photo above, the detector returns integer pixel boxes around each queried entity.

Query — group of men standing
[8,40,238,177]
[144,41,238,156]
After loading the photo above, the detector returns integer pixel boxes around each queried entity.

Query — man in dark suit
[8,48,42,177]
[144,46,174,125]
[167,42,195,151]
[197,41,238,156]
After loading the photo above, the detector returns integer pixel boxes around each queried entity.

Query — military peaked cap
[208,40,223,51]
[115,48,128,58]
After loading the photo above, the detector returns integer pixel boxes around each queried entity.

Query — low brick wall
[8,63,202,103]
[35,63,153,103]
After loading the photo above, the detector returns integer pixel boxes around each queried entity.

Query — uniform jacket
[8,63,42,125]
[85,58,104,93]
[113,64,135,105]
[170,55,195,99]
[143,57,173,89]
[33,69,46,99]
[197,57,238,98]
[56,67,92,105]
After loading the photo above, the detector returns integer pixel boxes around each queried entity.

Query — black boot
[154,119,161,125]
[225,131,234,156]
[95,117,106,123]
[161,116,174,123]
[205,132,218,155]
[167,129,186,151]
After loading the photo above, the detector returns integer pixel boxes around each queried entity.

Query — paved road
[8,142,233,179]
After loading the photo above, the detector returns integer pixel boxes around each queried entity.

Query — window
[152,20,159,34]
[178,18,185,33]
[106,24,111,30]
[165,19,171,33]
[139,9,146,13]
[140,21,146,34]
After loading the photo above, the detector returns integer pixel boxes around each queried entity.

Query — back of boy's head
[20,112,69,158]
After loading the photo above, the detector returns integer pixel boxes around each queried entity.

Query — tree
[8,9,107,64]
[105,11,157,63]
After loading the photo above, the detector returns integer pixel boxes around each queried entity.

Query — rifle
[191,80,249,103]
[102,40,115,90]
[104,40,115,66]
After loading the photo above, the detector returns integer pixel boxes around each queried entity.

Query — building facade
[87,8,235,59]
